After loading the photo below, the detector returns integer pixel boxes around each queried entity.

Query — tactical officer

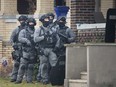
[10,15,28,82]
[47,12,59,74]
[57,16,76,52]
[15,17,36,84]
[49,16,76,86]
[47,12,59,32]
[34,14,60,84]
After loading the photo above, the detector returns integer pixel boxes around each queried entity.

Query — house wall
[101,0,115,18]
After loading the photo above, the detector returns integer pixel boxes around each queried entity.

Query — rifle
[58,32,68,40]
[47,20,58,30]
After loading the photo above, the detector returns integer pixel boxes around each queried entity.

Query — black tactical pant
[16,48,36,83]
[11,47,22,81]
[37,48,58,83]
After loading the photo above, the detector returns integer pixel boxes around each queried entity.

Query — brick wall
[4,20,17,41]
[0,41,13,77]
[0,18,18,64]
[0,19,6,40]
[0,41,2,58]
[0,0,1,10]
[35,0,54,15]
[1,0,18,15]
[71,0,95,30]
[0,41,13,60]
[2,44,13,58]
[0,18,18,41]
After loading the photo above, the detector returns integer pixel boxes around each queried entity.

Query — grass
[0,77,54,87]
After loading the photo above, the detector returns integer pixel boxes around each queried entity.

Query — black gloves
[26,40,31,46]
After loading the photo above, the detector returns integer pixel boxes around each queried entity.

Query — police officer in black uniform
[34,14,60,84]
[50,16,76,86]
[10,15,28,82]
[15,17,36,84]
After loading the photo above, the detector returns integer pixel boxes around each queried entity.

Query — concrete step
[80,72,87,80]
[69,79,87,87]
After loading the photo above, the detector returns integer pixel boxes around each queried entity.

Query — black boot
[27,81,33,83]
[43,81,49,85]
[10,79,16,82]
[15,81,22,84]
[42,80,49,85]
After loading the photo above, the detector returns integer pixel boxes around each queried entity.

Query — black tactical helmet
[58,16,66,22]
[47,12,55,18]
[39,14,49,22]
[27,17,36,25]
[18,15,28,21]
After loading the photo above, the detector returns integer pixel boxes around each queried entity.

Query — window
[17,0,36,14]
[54,0,66,7]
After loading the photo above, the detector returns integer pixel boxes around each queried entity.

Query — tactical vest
[23,27,35,49]
[58,26,69,44]
[13,26,26,43]
[39,26,57,48]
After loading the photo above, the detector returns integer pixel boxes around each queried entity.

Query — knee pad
[20,65,25,70]
[28,64,34,70]
[14,63,19,67]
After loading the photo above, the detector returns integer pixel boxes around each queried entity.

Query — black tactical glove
[26,40,31,46]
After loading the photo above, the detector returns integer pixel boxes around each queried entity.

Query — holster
[11,51,20,62]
